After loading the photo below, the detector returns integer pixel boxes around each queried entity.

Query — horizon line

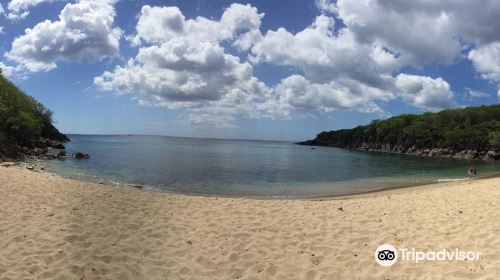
[62,133,300,143]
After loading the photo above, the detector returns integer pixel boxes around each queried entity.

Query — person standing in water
[468,166,477,178]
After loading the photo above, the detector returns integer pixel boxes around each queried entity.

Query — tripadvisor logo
[375,244,481,266]
[375,244,397,266]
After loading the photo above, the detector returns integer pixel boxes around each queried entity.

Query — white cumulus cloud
[395,74,455,112]
[250,15,397,87]
[131,3,263,46]
[6,0,62,20]
[95,40,267,105]
[130,5,185,46]
[270,75,389,118]
[315,0,337,14]
[463,88,490,100]
[95,3,270,126]
[332,0,500,101]
[247,14,453,115]
[6,0,121,72]
[0,62,17,77]
[336,0,500,66]
[3,0,499,127]
[468,42,500,83]
[96,3,459,126]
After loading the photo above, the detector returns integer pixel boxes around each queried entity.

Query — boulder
[414,150,425,156]
[406,146,417,154]
[72,152,90,159]
[483,150,500,161]
[395,145,405,153]
[33,138,57,149]
[453,150,467,159]
[45,154,56,160]
[52,143,66,149]
[33,139,50,149]
[428,148,440,157]
[464,150,478,160]
[452,150,479,160]
[45,150,66,159]
[32,147,47,156]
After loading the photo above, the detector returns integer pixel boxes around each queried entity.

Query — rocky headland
[0,70,71,162]
[298,104,500,161]
[298,140,500,161]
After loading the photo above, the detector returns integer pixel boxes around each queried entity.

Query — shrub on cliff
[0,69,68,159]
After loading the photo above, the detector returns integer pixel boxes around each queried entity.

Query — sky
[0,0,499,141]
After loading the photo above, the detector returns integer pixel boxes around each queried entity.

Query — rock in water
[72,152,90,159]
[45,150,66,159]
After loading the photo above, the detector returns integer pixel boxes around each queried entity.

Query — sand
[0,165,499,279]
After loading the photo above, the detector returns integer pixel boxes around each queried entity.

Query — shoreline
[1,165,500,278]
[32,160,500,200]
[2,160,495,202]
[4,161,491,202]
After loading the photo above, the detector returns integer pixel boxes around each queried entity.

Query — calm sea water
[42,135,500,198]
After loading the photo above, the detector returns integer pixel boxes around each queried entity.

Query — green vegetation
[305,105,500,152]
[0,69,68,160]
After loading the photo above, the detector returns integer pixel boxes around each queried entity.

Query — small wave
[436,178,469,182]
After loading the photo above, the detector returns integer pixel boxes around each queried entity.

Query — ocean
[42,135,500,198]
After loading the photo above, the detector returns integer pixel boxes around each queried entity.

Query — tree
[308,104,500,152]
[489,131,500,149]
[5,111,42,141]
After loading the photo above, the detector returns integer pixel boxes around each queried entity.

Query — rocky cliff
[298,140,500,161]
[298,105,500,161]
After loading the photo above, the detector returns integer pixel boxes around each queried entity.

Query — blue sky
[1,0,499,141]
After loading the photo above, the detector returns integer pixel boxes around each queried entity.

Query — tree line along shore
[299,104,500,161]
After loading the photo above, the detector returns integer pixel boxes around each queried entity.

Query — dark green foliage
[0,70,68,159]
[310,105,500,151]
[0,72,47,141]
[489,131,500,149]
[5,111,42,141]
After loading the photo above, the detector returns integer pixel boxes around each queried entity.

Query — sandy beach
[0,165,499,279]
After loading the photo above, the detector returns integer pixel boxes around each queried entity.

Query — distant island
[299,105,500,161]
[0,70,69,161]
